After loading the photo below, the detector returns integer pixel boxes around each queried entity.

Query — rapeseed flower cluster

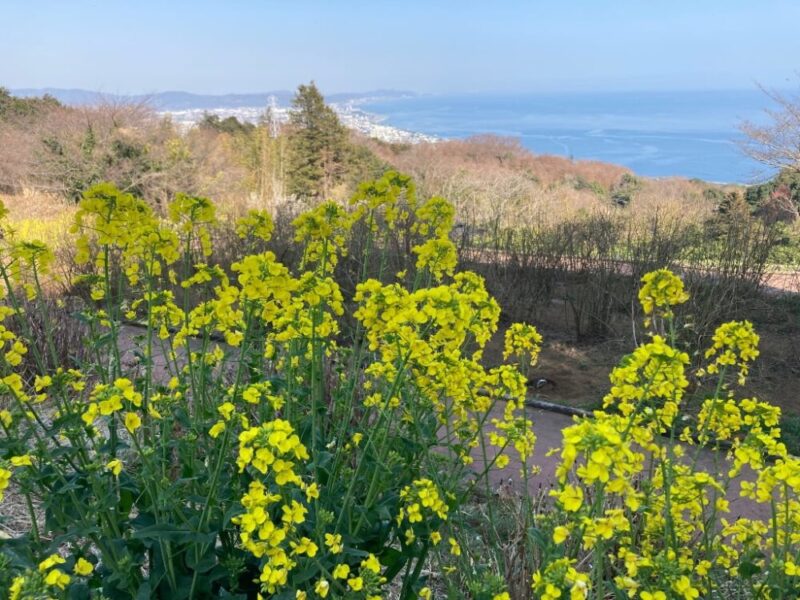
[532,557,590,600]
[293,201,351,273]
[7,553,95,599]
[8,239,54,300]
[232,420,311,593]
[236,208,275,242]
[1,174,798,599]
[702,319,760,385]
[397,478,449,545]
[637,267,689,321]
[168,192,218,257]
[81,377,143,429]
[349,170,416,232]
[503,322,543,368]
[0,305,27,369]
[532,268,798,600]
[411,196,458,281]
[603,334,689,431]
[72,183,181,295]
[0,464,10,501]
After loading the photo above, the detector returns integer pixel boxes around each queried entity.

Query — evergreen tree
[286,82,350,199]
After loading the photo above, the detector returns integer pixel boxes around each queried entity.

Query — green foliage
[198,114,255,136]
[714,190,750,216]
[0,87,61,121]
[286,82,351,200]
[571,175,607,197]
[745,169,800,219]
[781,414,800,457]
[38,127,164,201]
[702,186,729,208]
[346,143,392,188]
[610,173,640,207]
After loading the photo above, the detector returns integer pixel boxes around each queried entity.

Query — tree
[610,172,640,207]
[199,113,254,136]
[738,85,800,223]
[743,169,800,224]
[740,85,800,174]
[0,87,61,121]
[286,82,350,200]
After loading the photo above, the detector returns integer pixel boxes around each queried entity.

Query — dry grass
[0,480,38,540]
[368,135,629,187]
[363,135,726,231]
[2,188,74,219]
[631,177,716,224]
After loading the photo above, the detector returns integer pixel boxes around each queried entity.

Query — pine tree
[286,82,350,200]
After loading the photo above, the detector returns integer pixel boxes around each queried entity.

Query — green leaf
[527,526,550,551]
[738,560,761,578]
[379,547,407,581]
[135,581,151,600]
[67,582,91,600]
[185,545,217,573]
[313,450,334,470]
[289,560,318,585]
[217,589,247,599]
[131,524,216,545]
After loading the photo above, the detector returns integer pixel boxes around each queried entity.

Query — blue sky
[3,0,799,94]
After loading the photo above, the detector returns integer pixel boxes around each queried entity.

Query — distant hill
[10,88,417,110]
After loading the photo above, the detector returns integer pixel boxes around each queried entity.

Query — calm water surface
[362,90,777,183]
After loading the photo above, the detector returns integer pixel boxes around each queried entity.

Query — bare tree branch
[739,83,800,173]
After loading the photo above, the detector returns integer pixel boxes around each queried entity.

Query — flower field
[0,173,798,599]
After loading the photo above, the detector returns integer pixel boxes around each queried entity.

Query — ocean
[360,90,779,184]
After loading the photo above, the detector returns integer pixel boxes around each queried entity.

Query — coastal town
[162,95,439,144]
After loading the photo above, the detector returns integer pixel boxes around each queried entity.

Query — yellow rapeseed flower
[74,558,93,576]
[314,579,330,598]
[332,564,350,579]
[638,268,689,318]
[124,412,142,433]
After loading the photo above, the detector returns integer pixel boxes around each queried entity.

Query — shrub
[610,173,641,207]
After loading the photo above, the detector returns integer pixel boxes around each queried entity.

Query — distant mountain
[10,88,417,110]
[11,88,115,105]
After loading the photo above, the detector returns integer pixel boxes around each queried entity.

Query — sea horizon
[12,85,785,184]
[360,88,781,184]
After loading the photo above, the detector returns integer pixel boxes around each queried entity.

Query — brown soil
[481,286,800,417]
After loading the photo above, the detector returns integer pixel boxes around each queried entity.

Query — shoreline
[158,96,767,185]
[160,98,440,145]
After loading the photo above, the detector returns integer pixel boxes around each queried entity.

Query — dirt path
[116,324,772,522]
[763,269,800,295]
[2,325,771,541]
